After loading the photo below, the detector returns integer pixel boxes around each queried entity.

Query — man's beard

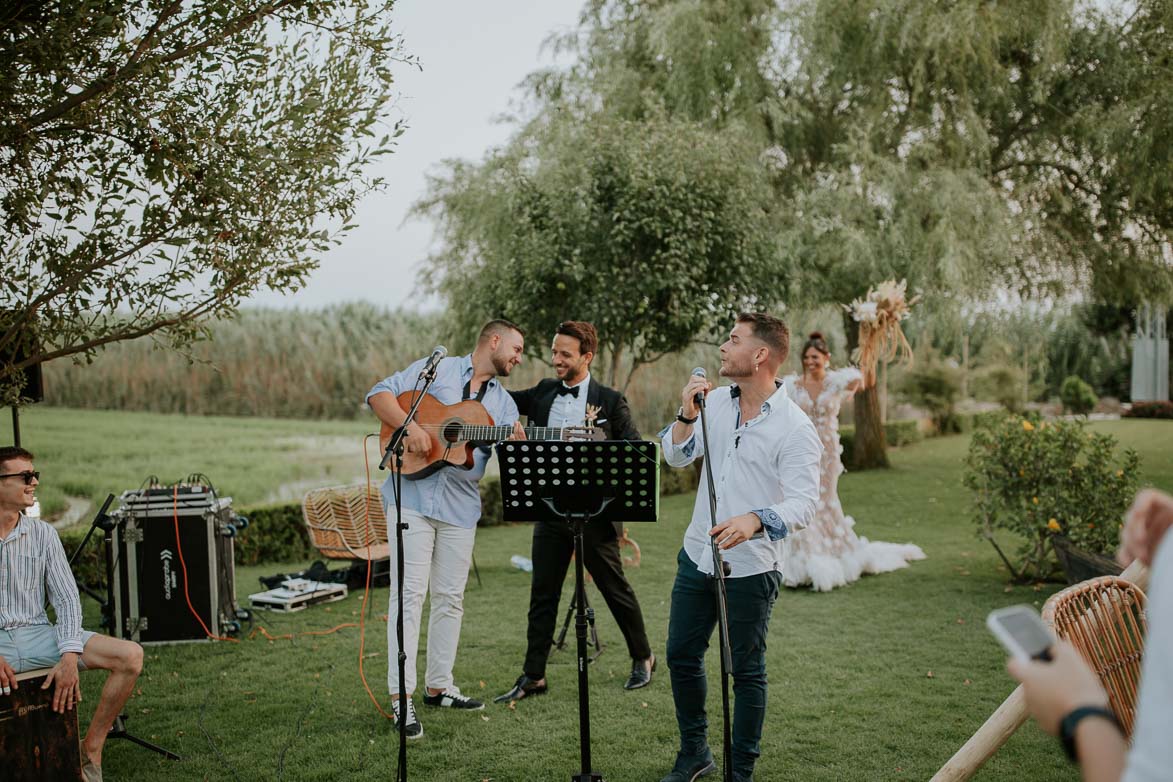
[720,355,754,379]
[558,359,587,384]
[491,352,514,376]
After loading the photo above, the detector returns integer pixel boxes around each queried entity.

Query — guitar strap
[462,378,488,403]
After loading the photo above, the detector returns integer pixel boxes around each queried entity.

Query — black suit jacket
[509,377,641,440]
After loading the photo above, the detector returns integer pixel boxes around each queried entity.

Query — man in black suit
[494,320,655,703]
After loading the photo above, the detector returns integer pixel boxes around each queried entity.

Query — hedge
[1124,400,1173,419]
[60,461,708,584]
[841,419,922,464]
[234,502,313,565]
[59,500,311,589]
[838,412,1004,463]
[477,460,701,529]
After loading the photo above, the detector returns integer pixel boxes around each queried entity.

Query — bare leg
[79,634,144,767]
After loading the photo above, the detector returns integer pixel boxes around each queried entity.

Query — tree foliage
[1,0,410,404]
[507,0,1172,466]
[416,115,783,388]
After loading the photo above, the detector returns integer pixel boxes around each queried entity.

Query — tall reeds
[44,303,839,432]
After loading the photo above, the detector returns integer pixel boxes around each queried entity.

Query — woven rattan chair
[302,484,390,562]
[1041,575,1148,737]
[931,561,1150,782]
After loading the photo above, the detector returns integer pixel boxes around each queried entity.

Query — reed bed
[43,303,848,432]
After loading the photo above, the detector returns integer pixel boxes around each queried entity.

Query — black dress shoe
[624,654,656,690]
[492,674,548,704]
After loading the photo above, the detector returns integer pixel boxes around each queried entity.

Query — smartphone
[986,604,1055,662]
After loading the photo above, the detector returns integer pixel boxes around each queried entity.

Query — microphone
[691,367,707,405]
[421,345,447,377]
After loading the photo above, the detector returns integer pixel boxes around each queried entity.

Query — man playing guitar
[494,320,655,706]
[366,319,526,740]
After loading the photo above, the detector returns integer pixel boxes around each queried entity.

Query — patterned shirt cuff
[658,422,697,458]
[752,508,788,541]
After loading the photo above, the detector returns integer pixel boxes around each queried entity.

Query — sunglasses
[0,471,39,485]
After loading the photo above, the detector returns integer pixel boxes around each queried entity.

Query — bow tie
[557,384,580,398]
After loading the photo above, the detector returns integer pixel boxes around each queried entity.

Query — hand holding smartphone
[987,604,1055,662]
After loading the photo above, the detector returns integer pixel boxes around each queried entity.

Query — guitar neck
[461,425,575,442]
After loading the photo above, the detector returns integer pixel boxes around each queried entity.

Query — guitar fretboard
[459,425,575,442]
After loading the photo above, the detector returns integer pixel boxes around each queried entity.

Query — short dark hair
[554,321,598,357]
[478,319,526,344]
[0,445,34,472]
[736,312,790,363]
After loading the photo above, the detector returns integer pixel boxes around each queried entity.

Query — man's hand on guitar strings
[507,421,527,441]
[404,422,432,453]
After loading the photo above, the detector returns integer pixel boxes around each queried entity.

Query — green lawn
[20,412,1173,781]
[4,406,375,517]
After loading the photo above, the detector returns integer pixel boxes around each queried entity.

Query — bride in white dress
[781,332,926,591]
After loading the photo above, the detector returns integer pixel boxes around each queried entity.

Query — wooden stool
[0,667,82,781]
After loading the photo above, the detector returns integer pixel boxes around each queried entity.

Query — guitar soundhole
[441,420,463,444]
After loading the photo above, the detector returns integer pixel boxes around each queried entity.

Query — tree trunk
[961,333,970,400]
[609,343,624,389]
[843,311,889,470]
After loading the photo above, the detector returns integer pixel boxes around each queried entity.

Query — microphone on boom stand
[379,346,447,472]
[420,345,447,378]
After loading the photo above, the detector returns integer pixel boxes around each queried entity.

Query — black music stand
[497,440,659,782]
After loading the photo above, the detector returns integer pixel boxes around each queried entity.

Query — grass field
[4,407,376,518]
[16,412,1173,781]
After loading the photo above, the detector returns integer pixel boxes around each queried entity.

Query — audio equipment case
[110,488,246,644]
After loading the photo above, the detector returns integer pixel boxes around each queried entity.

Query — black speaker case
[110,496,240,645]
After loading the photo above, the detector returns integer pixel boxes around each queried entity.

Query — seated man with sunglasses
[0,446,144,782]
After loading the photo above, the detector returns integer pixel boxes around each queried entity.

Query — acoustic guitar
[379,391,602,480]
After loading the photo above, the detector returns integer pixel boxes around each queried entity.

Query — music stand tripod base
[497,440,659,782]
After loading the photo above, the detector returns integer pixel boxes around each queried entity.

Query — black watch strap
[1059,705,1121,762]
[676,407,698,425]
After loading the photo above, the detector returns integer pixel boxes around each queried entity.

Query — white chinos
[385,508,476,696]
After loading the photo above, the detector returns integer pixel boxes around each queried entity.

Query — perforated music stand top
[496,440,659,523]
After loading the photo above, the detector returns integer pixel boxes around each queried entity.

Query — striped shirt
[0,513,85,655]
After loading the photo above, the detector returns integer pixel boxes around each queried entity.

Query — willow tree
[415,114,784,389]
[522,0,1172,467]
[1,1,410,404]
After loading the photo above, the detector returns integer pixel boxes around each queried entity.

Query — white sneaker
[392,697,423,740]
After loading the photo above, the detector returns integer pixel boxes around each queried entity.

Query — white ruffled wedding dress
[781,367,926,591]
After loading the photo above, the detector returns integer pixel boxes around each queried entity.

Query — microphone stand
[695,388,734,782]
[380,361,441,782]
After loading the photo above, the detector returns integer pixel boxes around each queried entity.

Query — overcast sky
[243,0,585,311]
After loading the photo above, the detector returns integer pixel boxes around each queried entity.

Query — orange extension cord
[170,487,360,646]
[172,486,239,643]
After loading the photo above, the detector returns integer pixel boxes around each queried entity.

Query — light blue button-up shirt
[366,354,519,528]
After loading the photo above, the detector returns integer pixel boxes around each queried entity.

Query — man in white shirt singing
[657,313,822,782]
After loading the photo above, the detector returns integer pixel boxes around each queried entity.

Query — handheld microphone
[421,345,447,377]
[691,367,707,405]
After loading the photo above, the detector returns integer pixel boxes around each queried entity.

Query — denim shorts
[0,625,96,673]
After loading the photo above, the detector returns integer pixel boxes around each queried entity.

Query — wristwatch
[676,406,698,425]
[1058,705,1122,762]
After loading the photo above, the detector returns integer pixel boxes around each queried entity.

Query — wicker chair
[1041,575,1148,737]
[930,561,1150,782]
[302,484,390,562]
